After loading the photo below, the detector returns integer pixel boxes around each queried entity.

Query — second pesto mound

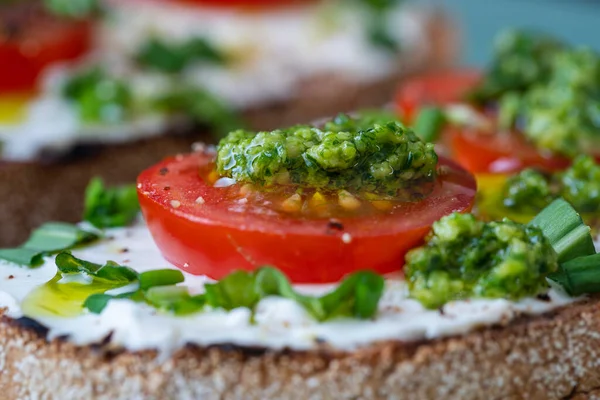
[405,213,558,309]
[503,155,600,214]
[470,29,600,157]
[216,114,438,196]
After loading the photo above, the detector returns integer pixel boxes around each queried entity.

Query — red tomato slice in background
[449,128,571,174]
[138,151,477,283]
[172,0,310,9]
[0,8,92,92]
[395,69,482,123]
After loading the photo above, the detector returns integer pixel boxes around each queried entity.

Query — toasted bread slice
[1,296,599,400]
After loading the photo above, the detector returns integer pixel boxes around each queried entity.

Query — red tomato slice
[138,151,476,283]
[173,0,309,9]
[0,6,92,92]
[395,69,482,123]
[449,128,571,174]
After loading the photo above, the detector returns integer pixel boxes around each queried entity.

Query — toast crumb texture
[1,296,600,399]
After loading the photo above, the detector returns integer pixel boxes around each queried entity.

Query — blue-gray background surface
[444,0,600,66]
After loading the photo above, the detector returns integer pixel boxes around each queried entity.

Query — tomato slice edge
[137,151,476,282]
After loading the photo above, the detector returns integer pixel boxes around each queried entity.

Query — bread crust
[1,296,600,400]
[0,9,456,246]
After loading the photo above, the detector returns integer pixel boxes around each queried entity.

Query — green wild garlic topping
[406,199,596,308]
[469,29,565,103]
[216,114,438,196]
[503,155,600,214]
[521,48,600,156]
[63,68,132,124]
[62,66,242,135]
[83,178,140,229]
[471,29,600,157]
[136,37,227,73]
[405,213,558,309]
[63,251,385,321]
[0,223,99,267]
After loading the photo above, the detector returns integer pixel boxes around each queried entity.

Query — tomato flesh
[0,5,92,92]
[395,69,574,174]
[395,69,482,123]
[138,151,477,283]
[449,128,571,174]
[172,0,310,9]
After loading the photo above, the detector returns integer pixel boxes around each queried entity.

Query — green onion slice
[529,198,595,263]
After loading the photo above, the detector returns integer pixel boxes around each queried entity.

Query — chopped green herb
[217,113,437,196]
[205,267,385,321]
[153,87,243,137]
[137,37,226,73]
[83,294,114,314]
[354,0,403,52]
[83,262,384,321]
[204,270,261,311]
[63,68,132,124]
[83,177,139,229]
[413,106,446,143]
[0,223,99,267]
[56,253,138,285]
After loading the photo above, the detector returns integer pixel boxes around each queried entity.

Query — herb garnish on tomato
[138,115,476,283]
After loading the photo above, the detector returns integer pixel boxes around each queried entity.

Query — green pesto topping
[502,169,553,213]
[558,155,600,213]
[405,213,558,309]
[502,156,600,214]
[519,48,600,156]
[470,29,565,103]
[216,114,438,196]
[472,29,600,157]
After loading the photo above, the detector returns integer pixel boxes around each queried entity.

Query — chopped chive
[529,198,595,263]
[413,106,446,143]
[548,254,600,296]
[139,269,185,290]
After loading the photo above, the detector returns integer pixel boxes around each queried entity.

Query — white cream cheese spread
[0,219,582,354]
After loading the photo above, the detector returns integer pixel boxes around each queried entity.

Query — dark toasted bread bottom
[1,296,599,399]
